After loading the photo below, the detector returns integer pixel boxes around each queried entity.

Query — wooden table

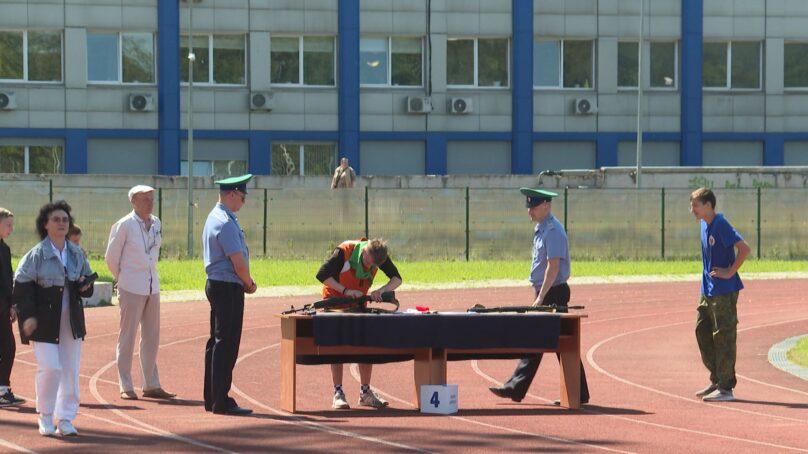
[277,312,584,412]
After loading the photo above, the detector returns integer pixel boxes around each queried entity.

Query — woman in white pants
[13,200,94,436]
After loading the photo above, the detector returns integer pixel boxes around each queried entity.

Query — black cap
[520,187,558,208]
[215,174,253,194]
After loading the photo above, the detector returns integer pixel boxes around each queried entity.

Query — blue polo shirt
[701,213,744,297]
[529,213,571,291]
[203,202,249,284]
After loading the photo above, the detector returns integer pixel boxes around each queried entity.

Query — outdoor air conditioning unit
[573,97,597,115]
[406,96,432,114]
[0,91,17,111]
[129,93,155,112]
[449,97,473,114]
[250,91,274,111]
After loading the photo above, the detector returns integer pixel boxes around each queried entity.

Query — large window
[180,160,247,178]
[447,37,509,88]
[180,34,246,85]
[271,143,336,176]
[703,41,761,89]
[0,30,62,82]
[618,41,677,89]
[271,36,335,86]
[784,42,808,88]
[534,39,593,89]
[87,32,155,83]
[360,37,422,86]
[0,145,63,174]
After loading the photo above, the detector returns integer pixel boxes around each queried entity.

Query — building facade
[2,0,808,178]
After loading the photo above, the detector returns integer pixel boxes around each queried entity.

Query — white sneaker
[332,391,350,409]
[358,390,389,409]
[38,415,56,436]
[702,388,734,402]
[56,419,78,436]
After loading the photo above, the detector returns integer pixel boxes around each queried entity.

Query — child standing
[689,188,751,402]
[0,207,25,407]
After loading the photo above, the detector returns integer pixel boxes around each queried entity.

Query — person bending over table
[315,237,402,409]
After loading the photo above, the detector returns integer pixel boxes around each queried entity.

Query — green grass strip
[787,336,808,368]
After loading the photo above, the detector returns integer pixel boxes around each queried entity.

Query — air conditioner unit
[0,91,17,111]
[406,96,432,114]
[129,93,155,112]
[449,97,473,114]
[573,97,597,115]
[250,91,274,111]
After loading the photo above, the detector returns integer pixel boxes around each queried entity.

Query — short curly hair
[35,200,74,240]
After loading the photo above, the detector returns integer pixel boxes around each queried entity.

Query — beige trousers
[116,289,162,392]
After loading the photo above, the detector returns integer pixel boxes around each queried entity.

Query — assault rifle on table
[281,291,399,315]
[467,303,585,314]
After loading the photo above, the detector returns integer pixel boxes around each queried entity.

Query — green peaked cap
[520,187,558,208]
[215,174,253,194]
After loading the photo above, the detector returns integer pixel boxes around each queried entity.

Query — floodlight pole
[187,1,195,257]
[635,0,645,189]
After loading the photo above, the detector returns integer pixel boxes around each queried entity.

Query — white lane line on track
[0,438,37,454]
[232,344,436,454]
[582,316,808,452]
[89,333,237,453]
[347,365,636,454]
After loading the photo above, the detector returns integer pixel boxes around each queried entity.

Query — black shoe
[553,398,589,406]
[488,386,522,403]
[0,390,26,407]
[213,405,253,416]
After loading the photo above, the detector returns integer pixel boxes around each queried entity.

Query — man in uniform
[202,174,257,415]
[489,188,590,405]
[316,238,402,409]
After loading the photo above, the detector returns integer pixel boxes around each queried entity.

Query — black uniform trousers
[204,280,245,412]
[501,283,590,402]
[0,307,15,387]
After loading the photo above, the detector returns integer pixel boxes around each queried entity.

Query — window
[180,34,246,85]
[270,36,335,86]
[0,30,62,82]
[0,145,63,174]
[271,143,336,176]
[784,42,808,88]
[180,160,246,178]
[360,37,423,86]
[617,41,677,89]
[534,39,593,89]
[703,41,761,89]
[447,37,509,88]
[87,32,155,83]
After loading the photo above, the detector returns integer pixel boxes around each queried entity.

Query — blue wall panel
[681,0,703,166]
[338,0,361,173]
[511,0,533,174]
[158,0,180,175]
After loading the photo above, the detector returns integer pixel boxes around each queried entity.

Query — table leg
[280,318,297,413]
[559,318,581,409]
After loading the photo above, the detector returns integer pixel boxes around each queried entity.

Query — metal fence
[2,181,807,260]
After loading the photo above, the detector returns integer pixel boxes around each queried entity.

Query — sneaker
[142,388,177,399]
[332,391,350,409]
[38,415,56,436]
[56,420,78,436]
[0,389,26,407]
[702,388,734,402]
[695,383,718,397]
[358,390,389,409]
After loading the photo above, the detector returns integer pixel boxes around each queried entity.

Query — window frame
[270,142,338,176]
[0,29,63,84]
[270,35,337,88]
[446,36,510,89]
[180,159,247,177]
[359,36,424,88]
[616,40,679,91]
[533,38,595,90]
[180,33,247,87]
[87,31,156,85]
[783,41,808,91]
[702,40,762,91]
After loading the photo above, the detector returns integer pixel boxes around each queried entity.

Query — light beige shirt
[105,211,161,296]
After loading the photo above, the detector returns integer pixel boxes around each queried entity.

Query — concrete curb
[768,335,808,382]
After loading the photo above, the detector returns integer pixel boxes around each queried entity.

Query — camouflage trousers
[695,292,739,390]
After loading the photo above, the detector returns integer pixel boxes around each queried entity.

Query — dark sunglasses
[49,216,70,223]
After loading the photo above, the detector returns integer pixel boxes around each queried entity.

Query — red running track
[1,279,807,453]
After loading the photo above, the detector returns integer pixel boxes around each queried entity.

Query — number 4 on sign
[430,391,440,408]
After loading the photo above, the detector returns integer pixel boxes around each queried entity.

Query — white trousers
[116,289,161,392]
[32,304,82,421]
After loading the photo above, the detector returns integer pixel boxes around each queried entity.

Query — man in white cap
[105,185,175,400]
